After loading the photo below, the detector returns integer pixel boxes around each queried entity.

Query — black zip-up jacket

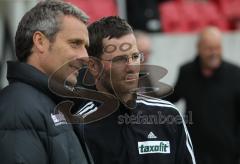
[74,94,196,164]
[0,62,89,164]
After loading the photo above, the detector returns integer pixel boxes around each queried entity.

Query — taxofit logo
[138,141,170,154]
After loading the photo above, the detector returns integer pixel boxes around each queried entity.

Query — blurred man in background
[166,26,240,164]
[0,1,91,164]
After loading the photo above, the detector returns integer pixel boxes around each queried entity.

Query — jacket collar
[7,61,63,103]
[194,56,224,79]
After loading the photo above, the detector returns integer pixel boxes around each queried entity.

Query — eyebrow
[68,39,89,47]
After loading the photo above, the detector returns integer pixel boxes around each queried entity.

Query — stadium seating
[66,0,117,23]
[159,2,188,33]
[159,1,230,33]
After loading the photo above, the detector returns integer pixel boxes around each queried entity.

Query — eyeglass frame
[100,52,144,64]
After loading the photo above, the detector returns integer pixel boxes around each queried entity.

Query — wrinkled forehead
[102,34,138,56]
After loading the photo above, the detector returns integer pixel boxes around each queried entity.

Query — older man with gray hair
[0,1,92,164]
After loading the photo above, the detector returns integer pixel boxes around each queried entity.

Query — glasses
[101,52,144,65]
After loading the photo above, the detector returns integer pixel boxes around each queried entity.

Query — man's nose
[77,47,89,61]
[126,61,140,73]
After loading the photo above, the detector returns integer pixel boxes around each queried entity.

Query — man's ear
[88,58,103,79]
[32,31,49,54]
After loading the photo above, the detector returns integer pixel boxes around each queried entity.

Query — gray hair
[15,0,89,62]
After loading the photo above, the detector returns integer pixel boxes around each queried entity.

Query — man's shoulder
[180,60,196,73]
[0,82,58,130]
[136,94,180,116]
[220,61,240,84]
[0,82,54,112]
[223,60,240,73]
[1,82,46,100]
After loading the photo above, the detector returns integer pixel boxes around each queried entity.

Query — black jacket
[166,57,240,163]
[0,62,89,164]
[74,94,196,164]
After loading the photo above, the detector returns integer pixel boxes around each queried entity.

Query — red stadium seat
[197,2,230,31]
[212,0,240,29]
[179,2,205,32]
[91,0,117,21]
[66,0,117,23]
[160,1,230,33]
[213,0,240,18]
[159,2,188,33]
[67,0,93,14]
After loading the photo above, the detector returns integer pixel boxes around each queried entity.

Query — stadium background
[1,0,240,107]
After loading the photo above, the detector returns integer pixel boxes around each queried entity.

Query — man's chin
[208,61,221,70]
[114,82,138,94]
[65,76,77,87]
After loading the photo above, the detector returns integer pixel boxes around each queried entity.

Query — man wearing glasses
[74,16,196,164]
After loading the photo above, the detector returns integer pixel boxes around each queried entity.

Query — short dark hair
[15,0,89,62]
[87,16,133,59]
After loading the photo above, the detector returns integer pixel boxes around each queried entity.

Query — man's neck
[201,67,214,78]
[96,84,135,106]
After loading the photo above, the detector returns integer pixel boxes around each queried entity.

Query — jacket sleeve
[175,116,196,164]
